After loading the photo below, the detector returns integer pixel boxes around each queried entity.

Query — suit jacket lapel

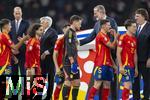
[139,22,148,36]
[12,20,18,37]
[41,28,50,43]
[12,21,17,33]
[17,20,23,36]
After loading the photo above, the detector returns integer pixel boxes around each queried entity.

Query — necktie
[16,21,19,33]
[137,25,141,36]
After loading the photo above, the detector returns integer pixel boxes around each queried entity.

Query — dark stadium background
[0,0,149,33]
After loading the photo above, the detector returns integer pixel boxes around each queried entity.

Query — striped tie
[137,25,141,36]
[16,21,19,33]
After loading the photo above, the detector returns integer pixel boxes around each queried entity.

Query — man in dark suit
[79,5,118,100]
[80,5,117,46]
[9,6,29,75]
[132,8,150,100]
[40,16,58,99]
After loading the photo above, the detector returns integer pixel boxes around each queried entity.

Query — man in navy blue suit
[40,16,58,99]
[132,8,150,100]
[80,5,117,45]
[79,5,118,100]
[9,6,29,75]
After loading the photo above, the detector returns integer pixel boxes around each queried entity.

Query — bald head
[13,6,22,20]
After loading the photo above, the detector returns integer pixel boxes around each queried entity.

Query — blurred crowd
[0,0,149,33]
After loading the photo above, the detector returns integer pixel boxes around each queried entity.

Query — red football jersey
[118,33,137,68]
[54,37,64,67]
[94,32,113,67]
[0,33,13,67]
[25,38,40,68]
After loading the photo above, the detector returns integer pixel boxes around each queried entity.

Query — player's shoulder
[2,33,10,40]
[119,34,127,40]
[56,37,62,44]
[99,32,108,38]
[68,28,74,33]
[65,28,71,34]
[66,28,74,37]
[59,36,64,41]
[107,16,116,22]
[29,38,36,46]
[0,33,3,39]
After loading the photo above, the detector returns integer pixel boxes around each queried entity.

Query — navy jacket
[136,22,150,62]
[9,19,29,58]
[40,28,58,55]
[9,20,29,44]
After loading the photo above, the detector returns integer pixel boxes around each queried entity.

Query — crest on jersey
[9,40,12,44]
[98,75,101,79]
[126,76,129,80]
[131,43,134,47]
[128,41,130,44]
[29,46,33,50]
[104,37,107,41]
[119,41,122,45]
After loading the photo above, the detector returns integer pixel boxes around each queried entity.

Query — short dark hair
[70,15,82,24]
[29,23,41,37]
[100,19,110,26]
[0,19,10,32]
[124,19,136,29]
[135,8,149,20]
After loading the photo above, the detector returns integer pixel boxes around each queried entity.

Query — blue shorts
[0,66,12,75]
[121,66,135,83]
[93,65,114,81]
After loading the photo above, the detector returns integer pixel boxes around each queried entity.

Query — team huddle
[0,4,150,100]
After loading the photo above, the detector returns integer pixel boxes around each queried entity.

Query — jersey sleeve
[99,34,109,45]
[54,39,61,51]
[27,39,35,51]
[2,35,13,47]
[118,35,125,48]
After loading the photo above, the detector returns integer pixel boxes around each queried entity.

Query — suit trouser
[132,62,150,99]
[12,53,26,75]
[41,56,55,100]
[110,73,118,100]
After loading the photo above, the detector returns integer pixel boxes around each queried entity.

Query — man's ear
[146,58,150,68]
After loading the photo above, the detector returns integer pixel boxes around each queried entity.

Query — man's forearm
[134,53,138,69]
[69,56,74,64]
[53,52,59,69]
[80,30,96,46]
[13,35,28,50]
[117,48,123,67]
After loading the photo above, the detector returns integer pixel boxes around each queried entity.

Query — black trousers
[12,53,26,75]
[41,56,55,100]
[132,62,150,99]
[110,73,118,100]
